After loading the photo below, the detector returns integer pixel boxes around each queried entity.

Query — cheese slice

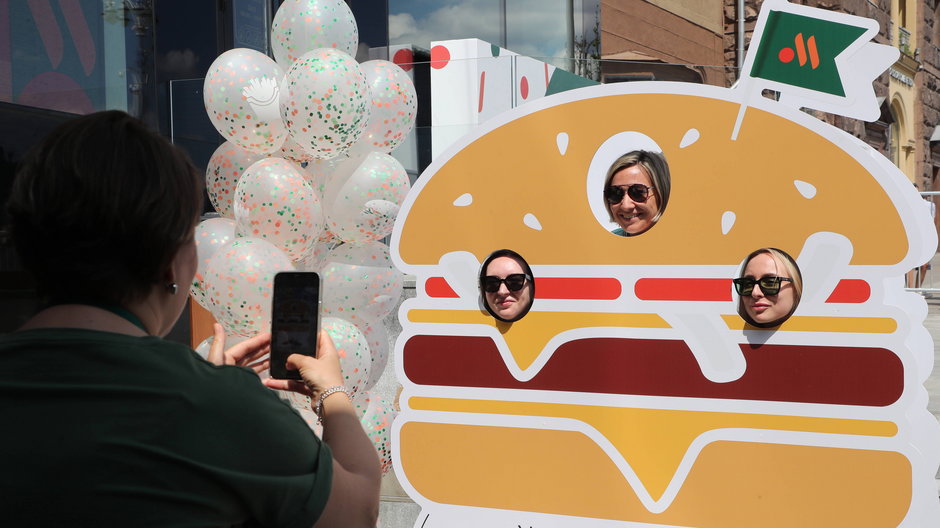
[407,309,669,371]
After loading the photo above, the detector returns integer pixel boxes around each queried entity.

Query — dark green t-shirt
[0,328,332,527]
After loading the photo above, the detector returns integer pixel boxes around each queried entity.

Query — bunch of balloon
[194,0,416,475]
[353,391,397,474]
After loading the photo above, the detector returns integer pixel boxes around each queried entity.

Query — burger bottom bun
[399,421,911,527]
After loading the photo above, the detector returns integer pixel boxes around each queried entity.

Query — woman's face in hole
[607,165,660,235]
[740,252,796,326]
[483,256,533,321]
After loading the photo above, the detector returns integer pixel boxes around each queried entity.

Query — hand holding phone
[270,272,321,380]
[263,331,346,397]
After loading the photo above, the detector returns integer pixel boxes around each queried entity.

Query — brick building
[601,0,728,85]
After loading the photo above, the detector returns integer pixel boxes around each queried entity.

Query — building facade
[601,0,728,85]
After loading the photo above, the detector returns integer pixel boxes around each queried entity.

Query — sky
[387,0,597,63]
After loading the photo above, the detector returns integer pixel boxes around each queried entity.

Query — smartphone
[270,271,322,380]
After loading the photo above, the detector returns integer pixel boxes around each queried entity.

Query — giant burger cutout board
[390,1,940,526]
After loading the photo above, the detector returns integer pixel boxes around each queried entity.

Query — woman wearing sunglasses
[479,249,535,322]
[733,248,803,328]
[603,150,671,236]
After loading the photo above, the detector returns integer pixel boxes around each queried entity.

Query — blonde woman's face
[607,165,659,235]
[740,252,796,326]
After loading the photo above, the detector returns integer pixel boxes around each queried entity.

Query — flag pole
[730,78,754,141]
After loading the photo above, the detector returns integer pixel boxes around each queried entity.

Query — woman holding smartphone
[0,111,379,527]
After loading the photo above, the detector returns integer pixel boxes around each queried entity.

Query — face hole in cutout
[586,133,670,238]
[479,249,535,323]
[734,247,803,328]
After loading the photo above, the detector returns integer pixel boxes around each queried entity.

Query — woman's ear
[163,239,198,294]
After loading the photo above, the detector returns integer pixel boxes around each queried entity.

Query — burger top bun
[393,84,921,268]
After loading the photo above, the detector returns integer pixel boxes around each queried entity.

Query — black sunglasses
[733,276,793,296]
[604,183,653,204]
[482,274,530,293]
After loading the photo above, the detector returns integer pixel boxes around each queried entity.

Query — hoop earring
[166,282,178,295]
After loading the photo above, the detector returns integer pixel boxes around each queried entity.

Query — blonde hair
[603,150,671,223]
[735,247,803,327]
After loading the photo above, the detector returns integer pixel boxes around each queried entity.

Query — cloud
[389,13,418,40]
[389,0,574,60]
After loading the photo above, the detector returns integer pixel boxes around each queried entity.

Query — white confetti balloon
[279,48,370,159]
[321,240,404,322]
[359,393,396,474]
[204,238,295,336]
[301,156,343,196]
[324,151,411,244]
[348,60,417,155]
[270,0,359,68]
[205,142,266,218]
[297,235,337,273]
[322,317,370,398]
[234,157,324,261]
[204,48,288,154]
[191,217,237,310]
[355,318,390,393]
[278,135,315,164]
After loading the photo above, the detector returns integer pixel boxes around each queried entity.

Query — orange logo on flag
[778,33,820,69]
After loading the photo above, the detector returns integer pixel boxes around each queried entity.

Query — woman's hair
[6,110,203,306]
[603,150,671,223]
[478,248,535,322]
[736,247,803,327]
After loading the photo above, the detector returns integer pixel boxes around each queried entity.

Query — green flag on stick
[731,0,898,138]
[750,11,867,97]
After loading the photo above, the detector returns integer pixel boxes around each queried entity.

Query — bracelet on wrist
[314,385,349,424]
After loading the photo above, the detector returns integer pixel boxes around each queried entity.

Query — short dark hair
[6,110,203,305]
[478,249,535,322]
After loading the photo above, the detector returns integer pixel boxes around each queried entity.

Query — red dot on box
[393,48,414,71]
[430,45,450,69]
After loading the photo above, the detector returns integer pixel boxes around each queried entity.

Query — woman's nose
[750,284,765,298]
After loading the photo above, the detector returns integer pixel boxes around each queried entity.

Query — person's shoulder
[152,341,274,400]
[0,328,182,363]
[611,227,628,237]
[176,348,310,428]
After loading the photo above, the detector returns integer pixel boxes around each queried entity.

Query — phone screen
[270,272,321,380]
